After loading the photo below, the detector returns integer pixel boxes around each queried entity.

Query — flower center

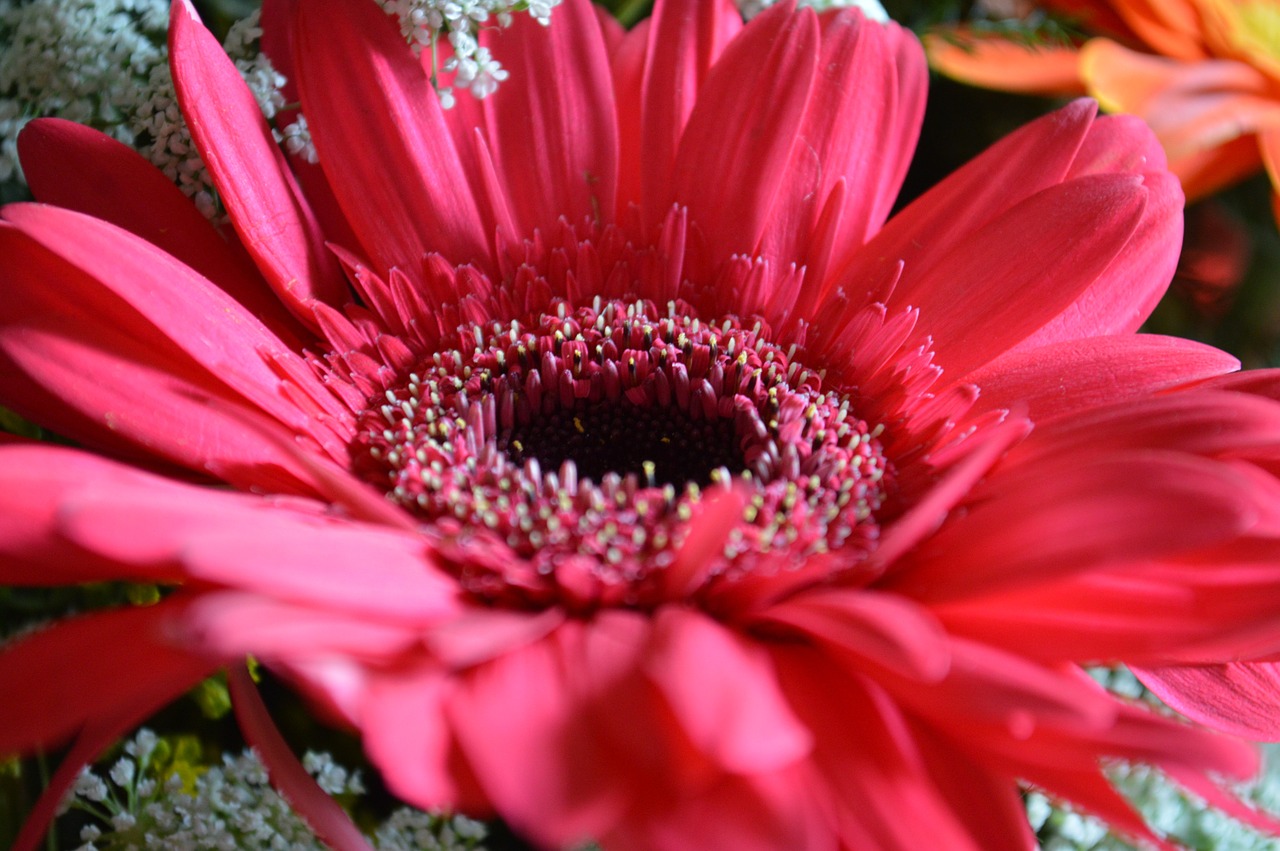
[350,298,893,609]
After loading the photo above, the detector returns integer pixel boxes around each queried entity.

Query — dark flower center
[350,298,893,609]
[501,402,742,490]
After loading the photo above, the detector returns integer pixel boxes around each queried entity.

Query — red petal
[633,0,742,227]
[761,12,926,275]
[758,588,951,681]
[362,662,472,810]
[0,224,321,491]
[169,0,347,316]
[967,334,1239,420]
[479,0,619,238]
[889,173,1148,380]
[446,622,634,846]
[229,667,375,851]
[0,600,213,756]
[670,1,818,278]
[1136,662,1280,740]
[15,119,308,345]
[644,607,811,772]
[831,99,1098,309]
[894,453,1257,601]
[293,0,490,272]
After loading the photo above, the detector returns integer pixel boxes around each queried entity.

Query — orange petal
[924,30,1086,95]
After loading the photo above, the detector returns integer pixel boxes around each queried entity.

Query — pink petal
[967,334,1239,420]
[229,666,375,851]
[15,119,308,345]
[362,662,475,811]
[0,442,188,585]
[446,622,632,846]
[644,607,811,773]
[1007,389,1280,469]
[0,206,343,486]
[424,607,565,668]
[670,1,818,278]
[758,589,951,681]
[184,592,423,660]
[831,99,1099,308]
[871,413,1031,578]
[893,453,1257,601]
[52,477,462,623]
[292,0,490,272]
[177,520,462,624]
[479,0,619,238]
[1017,115,1183,346]
[0,225,321,491]
[632,0,742,226]
[883,173,1149,380]
[1135,663,1280,740]
[773,646,989,850]
[761,11,926,276]
[604,768,835,851]
[169,0,347,315]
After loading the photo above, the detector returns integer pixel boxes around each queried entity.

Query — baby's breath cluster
[62,728,488,851]
[376,0,561,108]
[736,0,889,22]
[0,0,166,183]
[0,0,304,217]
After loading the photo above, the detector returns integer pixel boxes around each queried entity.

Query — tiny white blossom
[738,0,889,22]
[278,114,319,164]
[376,0,562,105]
[73,767,110,803]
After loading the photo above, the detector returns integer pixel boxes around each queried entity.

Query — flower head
[6,0,1280,849]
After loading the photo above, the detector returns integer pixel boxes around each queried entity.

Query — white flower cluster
[736,0,889,22]
[0,0,303,218]
[0,0,166,183]
[63,728,489,851]
[376,0,561,109]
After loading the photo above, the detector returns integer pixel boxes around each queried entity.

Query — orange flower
[927,0,1280,215]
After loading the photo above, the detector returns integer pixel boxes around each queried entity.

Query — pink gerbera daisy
[6,0,1280,848]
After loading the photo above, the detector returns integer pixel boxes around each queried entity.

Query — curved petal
[1136,663,1280,740]
[0,442,201,586]
[924,31,1086,95]
[885,173,1149,379]
[15,119,308,346]
[632,0,742,226]
[293,0,490,272]
[169,0,347,316]
[0,206,347,485]
[446,621,633,847]
[362,661,478,812]
[892,453,1258,601]
[773,646,989,850]
[1016,117,1184,346]
[0,223,324,491]
[644,607,811,773]
[479,0,619,238]
[967,334,1239,420]
[761,11,927,282]
[829,99,1099,309]
[670,1,818,278]
[0,599,214,756]
[229,667,375,851]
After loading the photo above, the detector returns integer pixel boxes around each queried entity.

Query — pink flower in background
[5,0,1280,848]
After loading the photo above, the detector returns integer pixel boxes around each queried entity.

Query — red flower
[4,0,1280,848]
